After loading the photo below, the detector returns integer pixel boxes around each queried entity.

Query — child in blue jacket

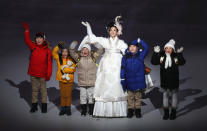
[121,38,148,118]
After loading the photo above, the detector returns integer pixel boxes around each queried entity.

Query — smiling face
[109,26,118,38]
[165,47,173,54]
[81,47,89,57]
[62,49,69,58]
[129,45,138,54]
[35,37,44,45]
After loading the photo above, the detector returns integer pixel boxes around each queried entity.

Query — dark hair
[58,49,75,65]
[106,22,118,33]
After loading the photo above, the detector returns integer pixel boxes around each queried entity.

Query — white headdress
[106,15,123,36]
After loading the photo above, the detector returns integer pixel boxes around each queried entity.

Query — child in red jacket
[22,22,52,113]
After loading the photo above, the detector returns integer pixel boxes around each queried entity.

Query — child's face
[109,27,118,38]
[62,49,68,58]
[129,45,138,54]
[165,47,173,54]
[35,37,44,45]
[81,47,89,57]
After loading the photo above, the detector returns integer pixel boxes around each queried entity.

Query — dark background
[0,0,207,131]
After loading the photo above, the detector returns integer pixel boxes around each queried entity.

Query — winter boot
[89,104,94,116]
[59,106,66,116]
[81,104,87,116]
[170,108,177,120]
[30,103,38,113]
[163,108,169,120]
[127,109,134,118]
[41,103,47,113]
[135,109,142,118]
[65,106,72,116]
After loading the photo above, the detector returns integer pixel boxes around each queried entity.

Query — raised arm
[138,38,149,60]
[151,45,161,65]
[69,41,80,63]
[52,45,59,61]
[81,21,106,47]
[22,22,36,50]
[176,47,186,66]
[92,43,103,60]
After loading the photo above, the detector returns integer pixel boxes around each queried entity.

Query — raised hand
[81,21,89,27]
[22,21,29,30]
[154,45,160,53]
[177,47,184,53]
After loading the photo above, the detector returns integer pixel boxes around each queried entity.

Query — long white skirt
[93,50,127,117]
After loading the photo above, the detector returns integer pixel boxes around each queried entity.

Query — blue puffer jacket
[121,40,148,91]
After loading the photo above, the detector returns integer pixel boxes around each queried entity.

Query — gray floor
[1,46,207,131]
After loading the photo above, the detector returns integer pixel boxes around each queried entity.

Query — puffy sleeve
[118,40,128,55]
[52,45,59,61]
[177,53,186,66]
[139,40,149,60]
[151,52,161,65]
[24,30,36,51]
[120,56,126,79]
[46,49,53,81]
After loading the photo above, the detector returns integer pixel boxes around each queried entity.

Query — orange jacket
[52,45,76,83]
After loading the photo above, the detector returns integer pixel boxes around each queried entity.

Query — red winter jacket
[24,31,52,81]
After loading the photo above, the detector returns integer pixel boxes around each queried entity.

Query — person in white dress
[81,16,128,117]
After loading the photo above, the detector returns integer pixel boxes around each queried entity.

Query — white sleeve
[88,34,107,48]
[118,40,128,55]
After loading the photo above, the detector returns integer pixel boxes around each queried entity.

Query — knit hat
[129,40,139,46]
[164,39,175,50]
[78,35,91,52]
[35,32,46,39]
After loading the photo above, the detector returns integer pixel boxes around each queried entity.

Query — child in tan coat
[69,36,103,116]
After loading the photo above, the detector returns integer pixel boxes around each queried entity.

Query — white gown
[88,35,128,117]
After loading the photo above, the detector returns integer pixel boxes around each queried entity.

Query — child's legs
[135,90,142,109]
[31,76,39,103]
[127,91,135,109]
[163,89,170,108]
[40,77,47,103]
[171,89,178,108]
[80,87,87,104]
[59,82,67,106]
[86,87,94,104]
[65,83,73,106]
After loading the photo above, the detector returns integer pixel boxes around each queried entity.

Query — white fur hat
[78,35,91,52]
[164,39,175,50]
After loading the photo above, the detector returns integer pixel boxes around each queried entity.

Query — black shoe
[135,109,142,118]
[65,106,71,116]
[127,109,134,118]
[41,103,47,113]
[169,108,177,120]
[81,104,87,116]
[30,103,38,113]
[88,104,94,116]
[59,107,65,116]
[163,108,169,120]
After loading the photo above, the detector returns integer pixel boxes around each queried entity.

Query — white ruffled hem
[93,101,127,117]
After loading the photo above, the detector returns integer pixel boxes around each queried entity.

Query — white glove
[177,47,184,53]
[137,38,141,43]
[70,41,78,49]
[81,21,93,36]
[81,21,89,27]
[154,45,160,53]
